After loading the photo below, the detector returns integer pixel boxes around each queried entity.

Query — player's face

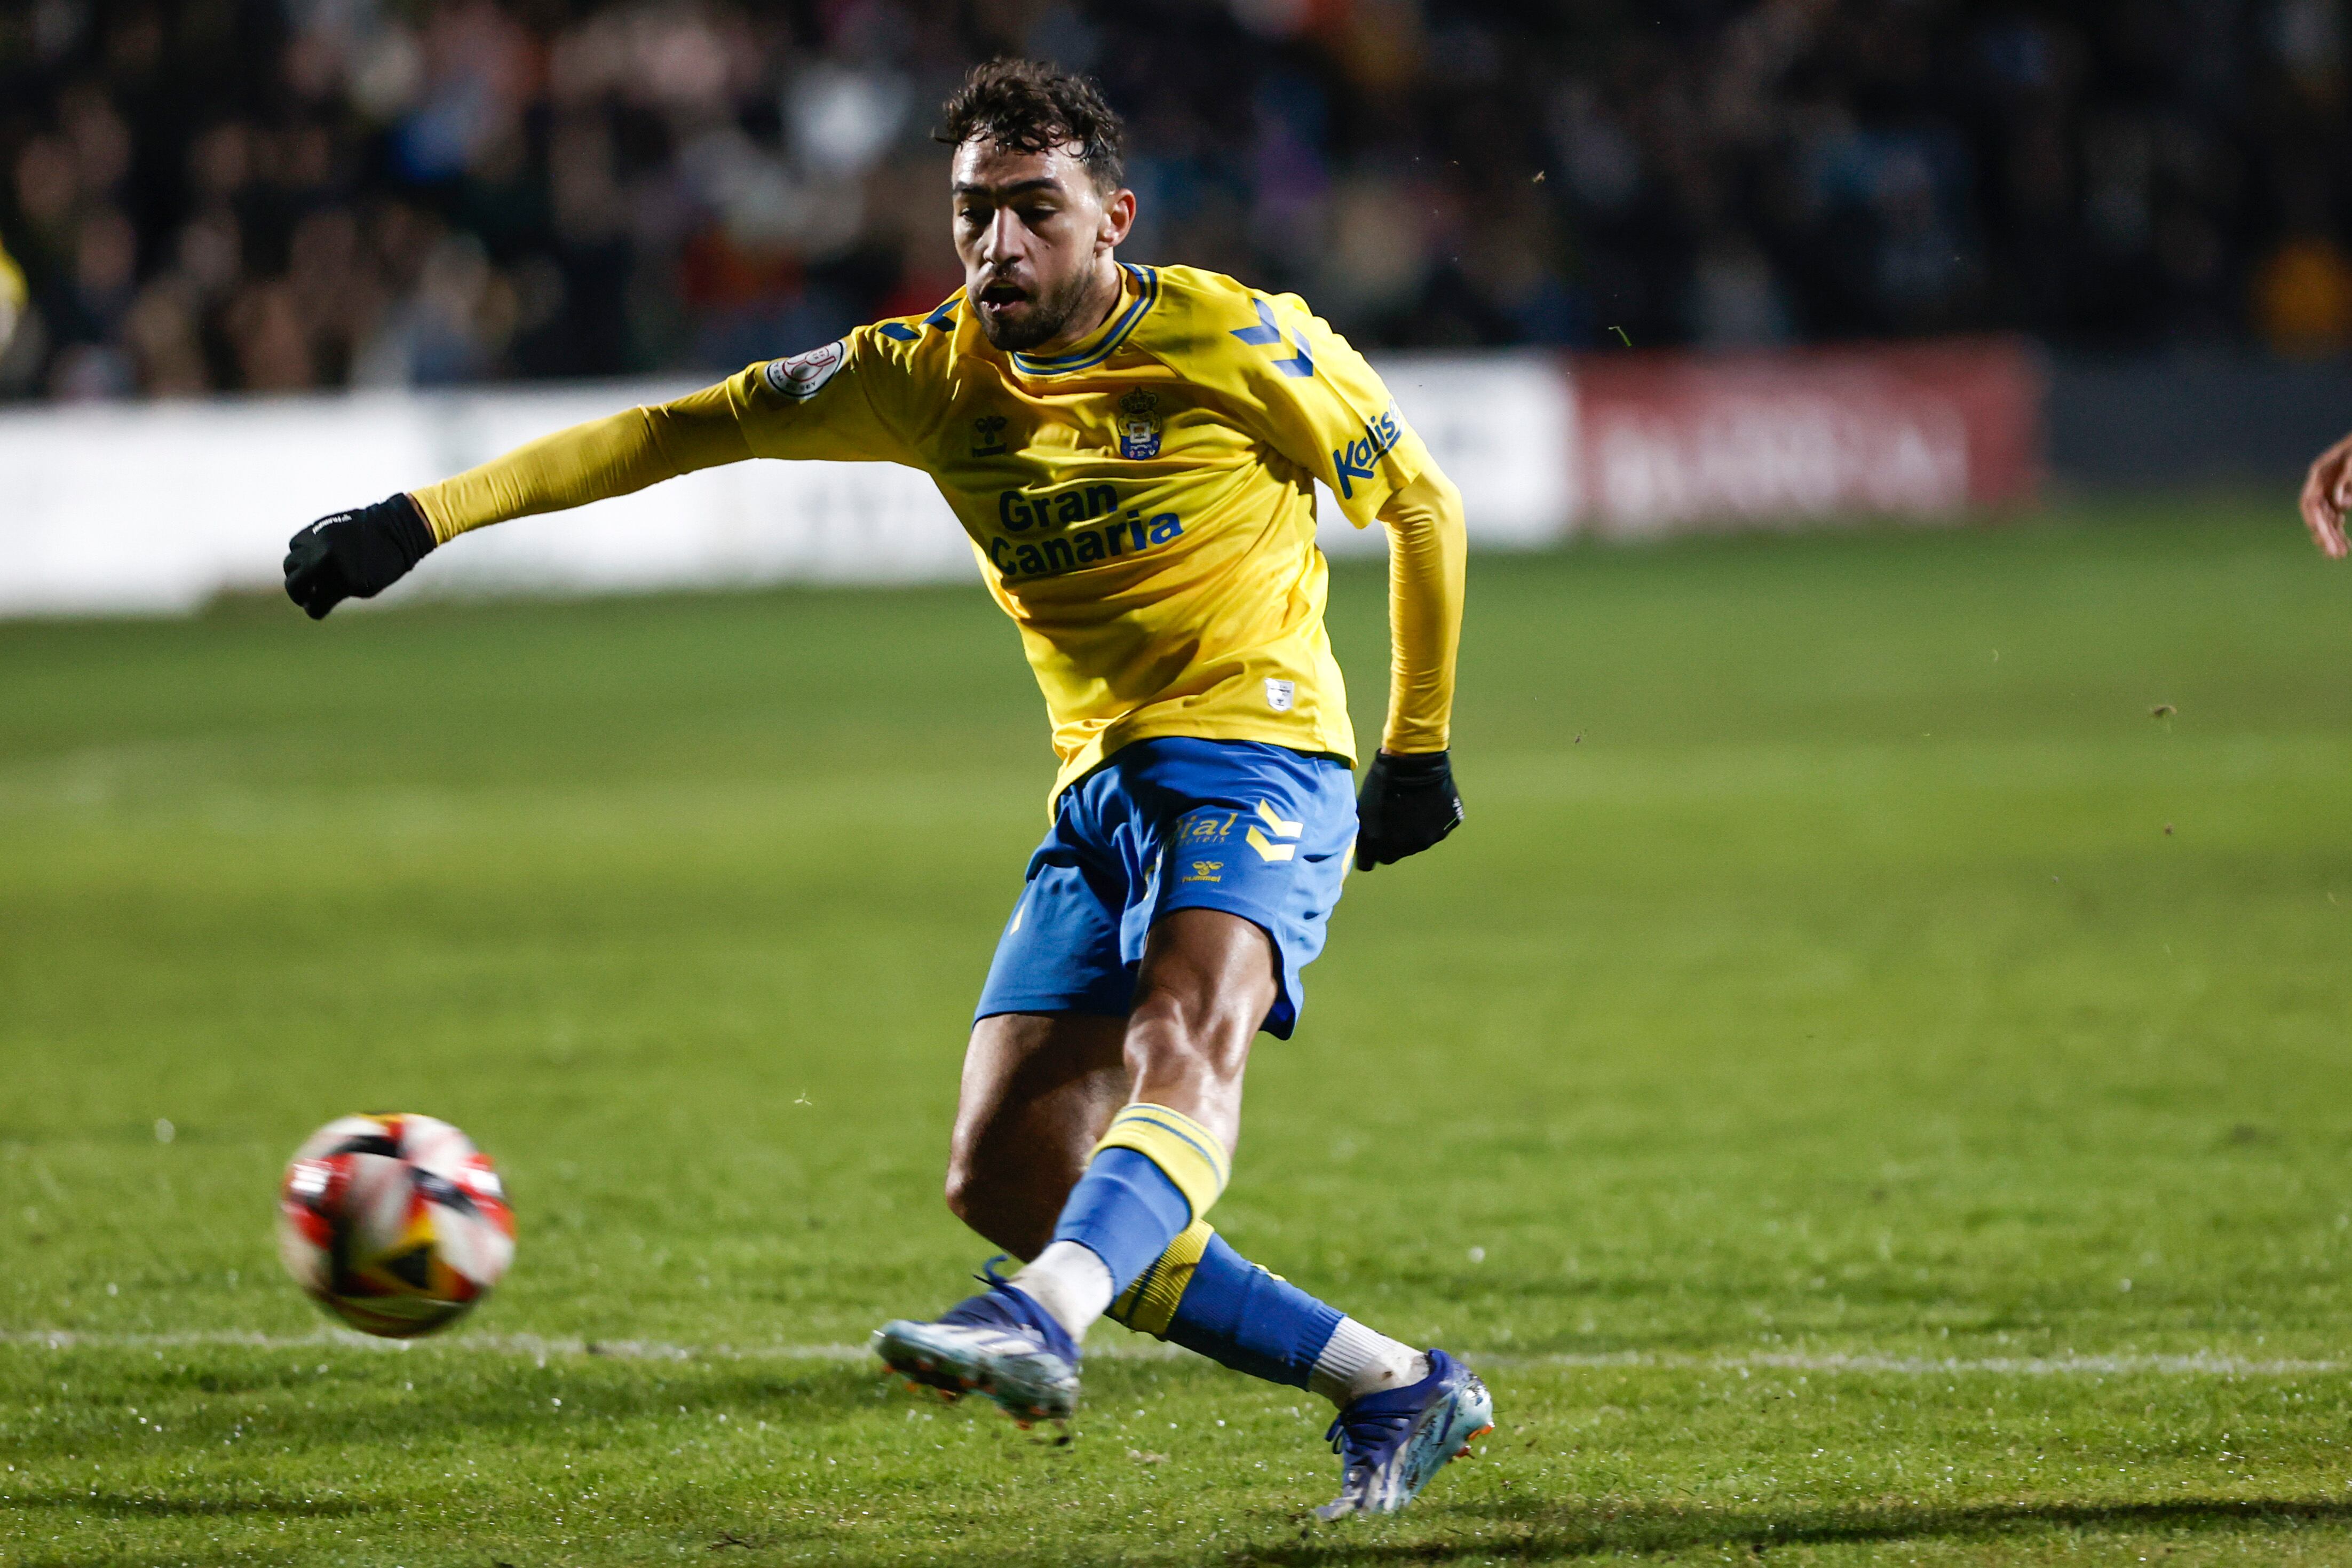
[951,139,1135,353]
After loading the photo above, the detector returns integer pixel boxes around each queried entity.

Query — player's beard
[972,263,1113,354]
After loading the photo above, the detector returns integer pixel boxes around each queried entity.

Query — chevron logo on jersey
[1230,297,1315,378]
[1246,799,1302,862]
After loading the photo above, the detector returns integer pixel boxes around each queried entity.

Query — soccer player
[283,60,1486,1517]
[0,231,26,361]
[2301,427,2352,559]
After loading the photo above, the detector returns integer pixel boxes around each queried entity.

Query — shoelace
[943,1260,1078,1366]
[937,1268,1027,1331]
[1325,1406,1413,1459]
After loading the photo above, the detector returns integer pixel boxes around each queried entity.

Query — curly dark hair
[936,59,1126,192]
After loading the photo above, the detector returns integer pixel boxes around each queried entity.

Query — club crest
[1116,389,1163,460]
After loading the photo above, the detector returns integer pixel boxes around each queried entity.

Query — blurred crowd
[3,0,2351,401]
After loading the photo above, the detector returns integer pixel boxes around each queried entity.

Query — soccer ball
[276,1113,516,1338]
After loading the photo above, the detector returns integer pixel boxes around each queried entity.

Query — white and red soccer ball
[276,1113,516,1338]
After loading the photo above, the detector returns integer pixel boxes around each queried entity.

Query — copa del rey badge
[763,340,846,401]
[1117,388,1163,460]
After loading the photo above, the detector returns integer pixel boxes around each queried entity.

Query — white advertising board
[0,352,1577,618]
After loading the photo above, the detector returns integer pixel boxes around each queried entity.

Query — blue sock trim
[1162,1234,1344,1390]
[1049,1146,1192,1296]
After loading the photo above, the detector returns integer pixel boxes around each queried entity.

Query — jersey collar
[1009,264,1159,376]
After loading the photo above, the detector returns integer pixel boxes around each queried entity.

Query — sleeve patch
[762,340,846,401]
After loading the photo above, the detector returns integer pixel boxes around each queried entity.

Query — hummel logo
[1230,298,1315,378]
[1245,800,1302,862]
[972,414,1009,456]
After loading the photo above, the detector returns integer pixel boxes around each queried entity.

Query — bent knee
[943,1158,1060,1260]
[943,1157,1027,1231]
[942,1159,987,1227]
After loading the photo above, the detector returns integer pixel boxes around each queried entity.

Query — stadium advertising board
[1567,338,2045,537]
[0,343,2042,616]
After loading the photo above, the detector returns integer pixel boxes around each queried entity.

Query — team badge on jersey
[1116,389,1163,460]
[763,340,845,401]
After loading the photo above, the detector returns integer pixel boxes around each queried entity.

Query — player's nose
[980,208,1026,267]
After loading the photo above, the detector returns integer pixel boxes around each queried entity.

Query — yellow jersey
[414,263,1459,803]
[0,231,26,332]
[709,264,1434,796]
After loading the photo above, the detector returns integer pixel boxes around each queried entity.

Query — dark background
[4,0,2349,402]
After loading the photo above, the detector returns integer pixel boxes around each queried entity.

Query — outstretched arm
[284,382,752,619]
[287,325,921,617]
[2300,428,2352,560]
[1354,466,1468,871]
[410,383,751,544]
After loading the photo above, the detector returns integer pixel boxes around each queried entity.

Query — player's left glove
[1354,749,1463,871]
[283,494,436,620]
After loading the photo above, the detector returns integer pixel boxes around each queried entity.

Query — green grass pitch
[5,495,2351,1565]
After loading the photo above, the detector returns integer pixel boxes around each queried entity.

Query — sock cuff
[1091,1103,1230,1222]
[1310,1318,1430,1407]
[1106,1219,1214,1337]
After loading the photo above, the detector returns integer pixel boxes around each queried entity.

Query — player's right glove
[1353,749,1463,871]
[283,494,437,620]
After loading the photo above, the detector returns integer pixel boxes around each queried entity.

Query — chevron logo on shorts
[1245,800,1302,862]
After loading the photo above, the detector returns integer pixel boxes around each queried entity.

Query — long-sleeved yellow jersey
[415,263,1461,801]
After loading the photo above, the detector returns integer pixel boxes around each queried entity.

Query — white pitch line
[1486,1350,2348,1377]
[1,1330,2340,1377]
[0,1329,872,1361]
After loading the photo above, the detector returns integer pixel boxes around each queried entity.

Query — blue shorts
[975,738,1357,1040]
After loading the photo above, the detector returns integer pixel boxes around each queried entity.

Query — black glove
[1354,749,1463,871]
[283,494,436,620]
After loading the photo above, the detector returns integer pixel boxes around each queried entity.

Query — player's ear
[1099,187,1136,251]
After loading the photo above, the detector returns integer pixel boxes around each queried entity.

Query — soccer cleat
[873,1273,1081,1426]
[1314,1348,1493,1519]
